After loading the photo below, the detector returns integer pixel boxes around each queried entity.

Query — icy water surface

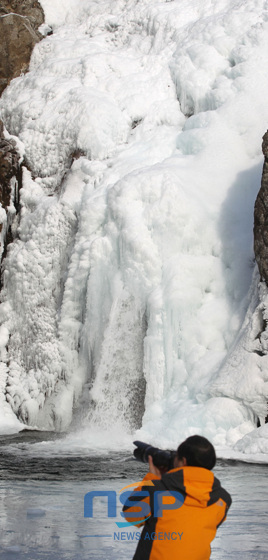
[0,431,267,559]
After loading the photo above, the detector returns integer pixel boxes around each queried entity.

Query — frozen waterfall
[0,0,268,459]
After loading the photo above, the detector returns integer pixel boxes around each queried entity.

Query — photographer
[122,435,232,560]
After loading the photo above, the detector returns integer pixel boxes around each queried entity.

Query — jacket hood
[161,466,220,509]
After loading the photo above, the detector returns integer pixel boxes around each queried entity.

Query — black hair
[177,435,216,470]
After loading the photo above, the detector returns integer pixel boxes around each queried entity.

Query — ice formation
[0,0,268,458]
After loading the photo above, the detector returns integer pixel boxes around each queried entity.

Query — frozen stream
[0,432,267,559]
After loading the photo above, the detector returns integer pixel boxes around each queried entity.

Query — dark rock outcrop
[0,0,45,95]
[0,119,21,284]
[0,120,20,207]
[254,131,268,284]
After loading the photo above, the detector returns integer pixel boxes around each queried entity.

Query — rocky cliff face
[0,0,44,95]
[254,131,268,284]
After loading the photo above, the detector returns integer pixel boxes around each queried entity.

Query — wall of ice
[0,0,268,452]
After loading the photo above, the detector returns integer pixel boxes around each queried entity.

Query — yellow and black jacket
[122,466,232,560]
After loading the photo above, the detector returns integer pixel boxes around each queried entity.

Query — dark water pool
[0,431,267,559]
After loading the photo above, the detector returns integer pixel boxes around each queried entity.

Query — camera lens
[133,441,175,470]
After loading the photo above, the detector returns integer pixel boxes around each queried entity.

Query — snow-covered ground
[0,0,268,460]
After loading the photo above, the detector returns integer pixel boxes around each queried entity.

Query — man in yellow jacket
[122,435,232,560]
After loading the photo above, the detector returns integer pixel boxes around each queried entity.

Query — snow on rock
[209,274,268,422]
[0,0,268,456]
[234,423,268,455]
[0,168,79,429]
[0,361,24,434]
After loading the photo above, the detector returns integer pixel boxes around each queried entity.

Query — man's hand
[148,455,162,477]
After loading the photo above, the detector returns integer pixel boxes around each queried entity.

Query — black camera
[133,440,176,471]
